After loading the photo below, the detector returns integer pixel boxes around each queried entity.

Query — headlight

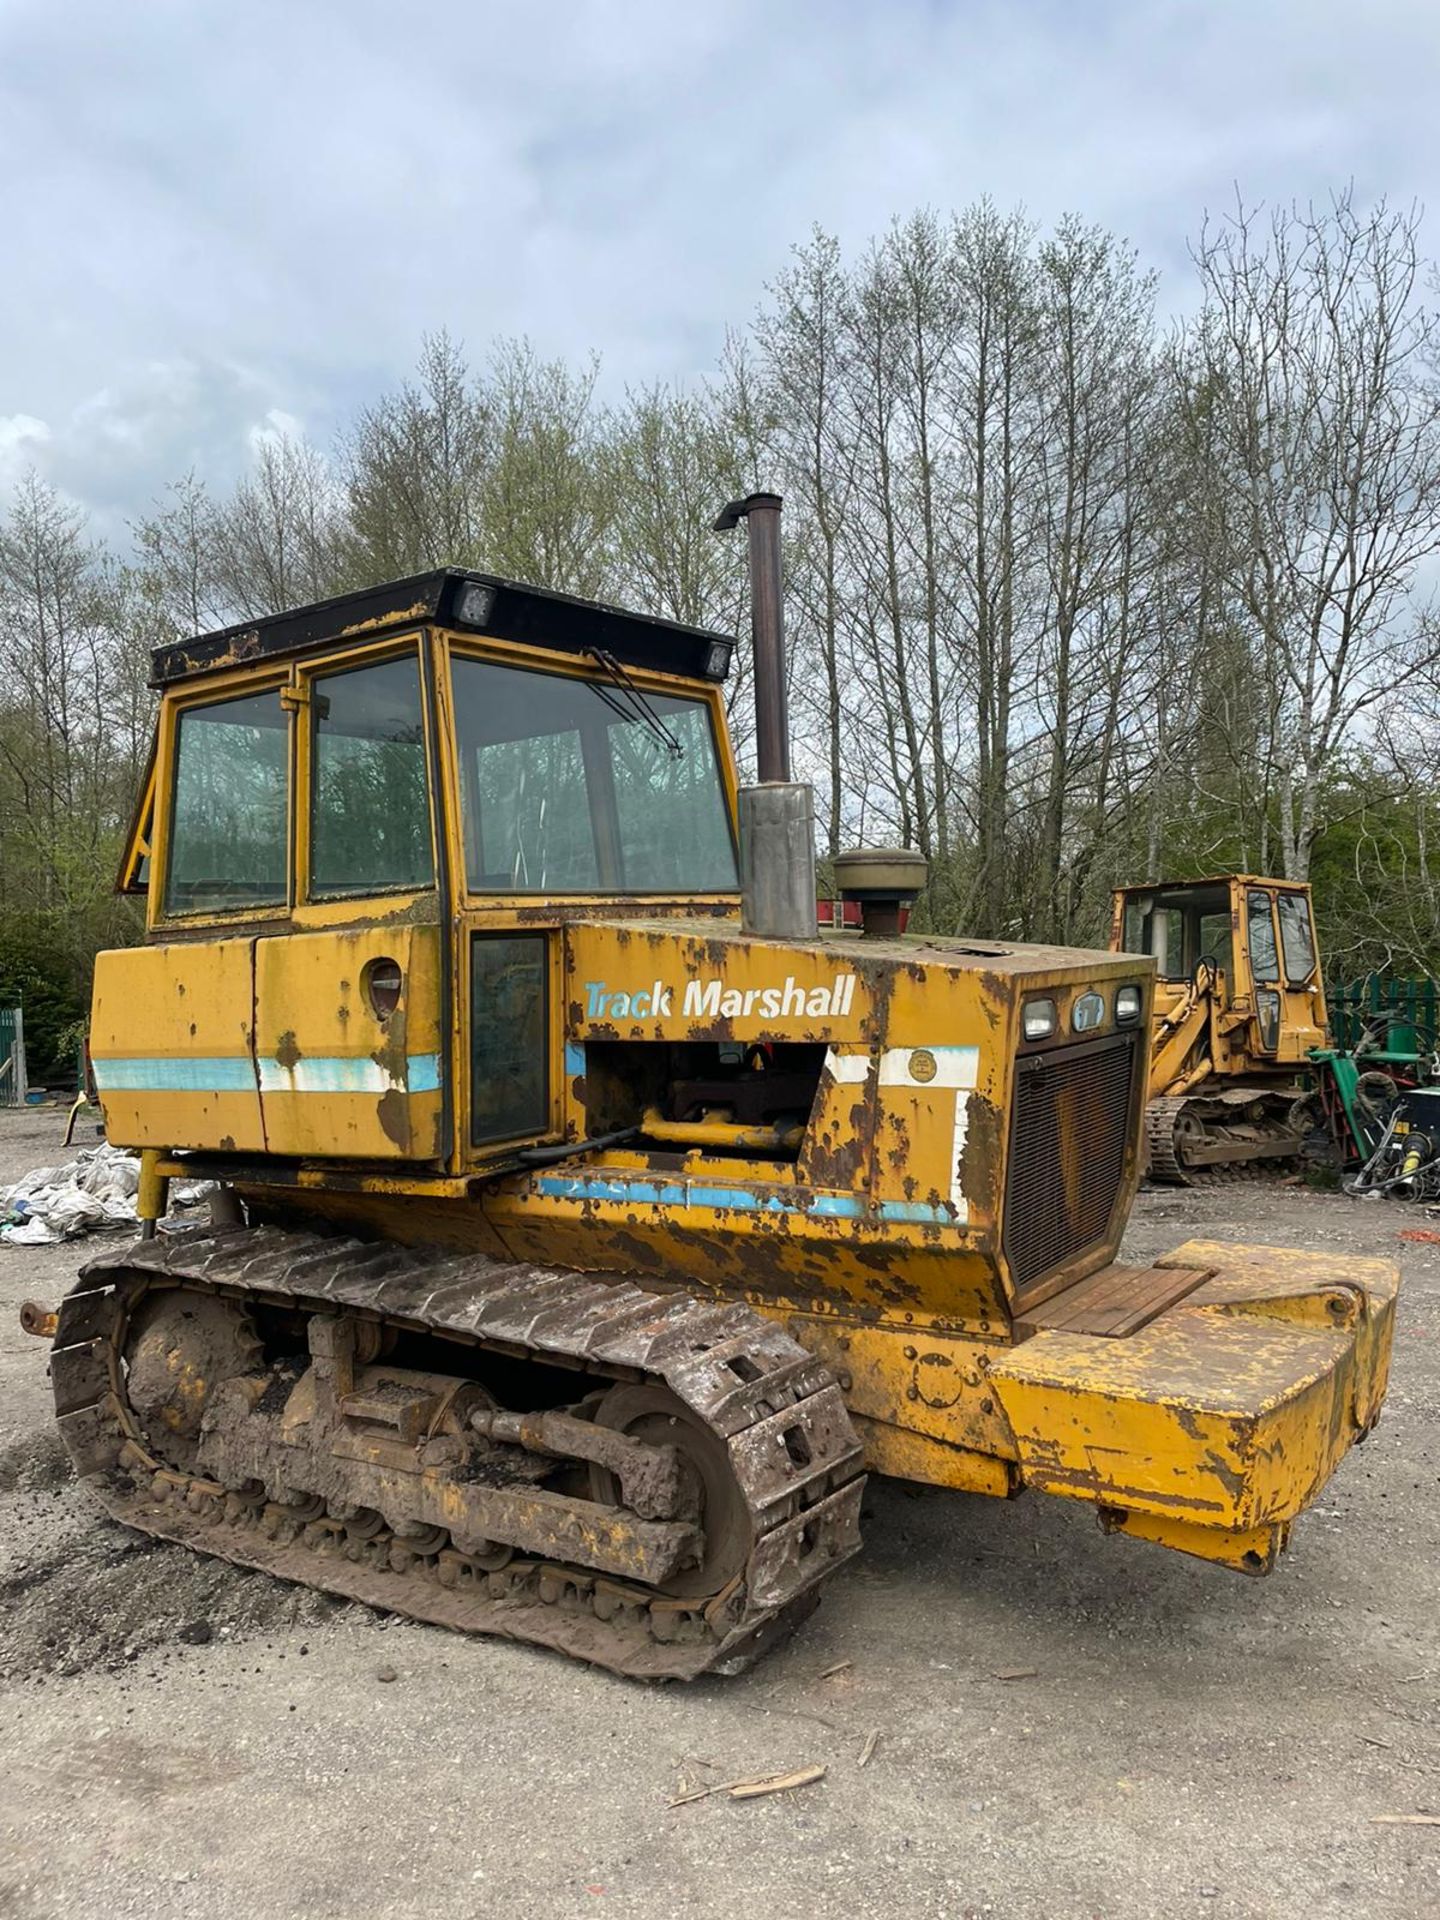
[702,638,733,680]
[455,580,497,627]
[1072,991,1104,1033]
[1022,997,1056,1042]
[1115,984,1142,1025]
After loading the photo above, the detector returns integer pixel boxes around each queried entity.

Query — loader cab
[108,569,741,1171]
[1110,875,1326,1064]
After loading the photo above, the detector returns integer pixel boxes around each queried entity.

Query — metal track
[1146,1096,1191,1185]
[1144,1093,1306,1188]
[48,1225,866,1680]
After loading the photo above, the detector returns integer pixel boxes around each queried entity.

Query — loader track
[47,1225,866,1680]
[1145,1096,1191,1184]
[1145,1095,1305,1187]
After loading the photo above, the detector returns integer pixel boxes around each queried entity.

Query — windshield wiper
[583,647,684,758]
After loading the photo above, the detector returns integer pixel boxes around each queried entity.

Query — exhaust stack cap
[833,847,929,939]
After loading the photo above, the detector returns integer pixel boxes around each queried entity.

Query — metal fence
[1329,976,1440,1054]
[0,1007,26,1107]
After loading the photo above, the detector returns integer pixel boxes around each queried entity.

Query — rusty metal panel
[89,938,266,1151]
[253,923,443,1159]
[989,1239,1400,1557]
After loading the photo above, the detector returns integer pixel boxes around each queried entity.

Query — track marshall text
[583,974,858,1022]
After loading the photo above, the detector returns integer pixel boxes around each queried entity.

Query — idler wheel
[122,1289,261,1469]
[589,1383,753,1600]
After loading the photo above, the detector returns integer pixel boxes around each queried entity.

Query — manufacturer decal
[583,974,857,1022]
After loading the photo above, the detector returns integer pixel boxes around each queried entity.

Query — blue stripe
[93,1056,257,1093]
[94,1053,442,1095]
[533,1173,957,1227]
[257,1054,442,1095]
[874,1199,956,1224]
[563,1043,587,1077]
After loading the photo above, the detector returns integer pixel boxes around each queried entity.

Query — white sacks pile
[0,1143,212,1246]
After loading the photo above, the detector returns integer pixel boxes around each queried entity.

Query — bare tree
[1188,190,1440,878]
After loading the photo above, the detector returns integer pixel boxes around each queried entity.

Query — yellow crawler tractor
[29,499,1397,1677]
[1110,876,1327,1183]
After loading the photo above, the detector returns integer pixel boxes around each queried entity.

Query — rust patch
[274,1030,303,1072]
[376,1087,412,1152]
[958,1093,1002,1217]
[370,1007,409,1085]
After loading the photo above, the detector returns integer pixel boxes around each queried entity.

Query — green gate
[0,1007,26,1107]
[1329,976,1440,1056]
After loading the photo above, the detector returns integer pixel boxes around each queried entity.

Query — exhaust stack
[714,493,816,941]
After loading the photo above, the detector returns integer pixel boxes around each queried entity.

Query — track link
[48,1225,866,1680]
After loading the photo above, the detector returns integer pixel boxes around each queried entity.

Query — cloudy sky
[2,0,1435,535]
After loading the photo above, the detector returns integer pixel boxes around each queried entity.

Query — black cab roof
[150,568,735,689]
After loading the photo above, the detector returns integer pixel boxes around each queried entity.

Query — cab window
[1122,902,1184,979]
[164,688,288,914]
[451,656,737,894]
[1197,911,1233,977]
[310,654,433,898]
[1247,890,1280,982]
[1277,893,1317,985]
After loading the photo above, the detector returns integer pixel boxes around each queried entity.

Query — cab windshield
[451,656,738,893]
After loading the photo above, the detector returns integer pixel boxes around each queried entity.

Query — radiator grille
[1003,1031,1138,1293]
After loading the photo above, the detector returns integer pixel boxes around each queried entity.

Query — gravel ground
[0,1105,1435,1919]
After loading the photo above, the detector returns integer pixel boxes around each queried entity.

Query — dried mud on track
[1,1106,1437,1920]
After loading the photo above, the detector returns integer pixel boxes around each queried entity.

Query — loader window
[452,656,738,894]
[1247,890,1280,982]
[1277,892,1317,985]
[1197,911,1232,978]
[165,688,288,914]
[310,654,434,897]
[1122,902,1184,979]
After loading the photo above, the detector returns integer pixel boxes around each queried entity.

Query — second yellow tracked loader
[28,497,1398,1677]
[1111,876,1328,1183]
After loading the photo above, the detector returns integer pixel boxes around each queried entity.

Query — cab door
[1244,887,1285,1057]
[252,642,448,1162]
[253,922,445,1159]
[1272,887,1326,1059]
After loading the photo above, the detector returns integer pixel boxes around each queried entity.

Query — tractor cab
[102,568,742,1169]
[1111,875,1326,1067]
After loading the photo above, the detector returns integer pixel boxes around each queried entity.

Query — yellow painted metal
[850,1422,1016,1497]
[92,606,1403,1583]
[136,1148,169,1225]
[90,938,266,1151]
[117,741,156,895]
[988,1240,1397,1564]
[640,1107,803,1152]
[1097,1509,1289,1573]
[781,1313,1020,1474]
[253,922,444,1161]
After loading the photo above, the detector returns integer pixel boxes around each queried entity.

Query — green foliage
[0,921,88,1084]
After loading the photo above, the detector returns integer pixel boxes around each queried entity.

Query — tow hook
[19,1302,57,1339]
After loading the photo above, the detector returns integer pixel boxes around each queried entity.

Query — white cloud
[1,0,1437,528]
[246,408,306,456]
[0,413,51,490]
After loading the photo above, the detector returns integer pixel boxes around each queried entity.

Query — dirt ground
[0,1106,1435,1920]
